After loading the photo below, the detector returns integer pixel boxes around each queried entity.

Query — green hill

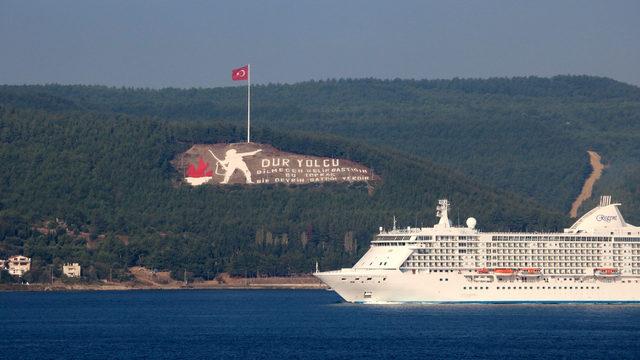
[1,75,639,282]
[1,75,638,220]
[0,105,564,282]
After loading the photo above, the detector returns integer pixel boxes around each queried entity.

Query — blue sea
[1,289,640,359]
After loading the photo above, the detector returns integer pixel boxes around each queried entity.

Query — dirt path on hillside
[569,151,605,218]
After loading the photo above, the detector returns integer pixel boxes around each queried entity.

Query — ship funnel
[565,196,640,234]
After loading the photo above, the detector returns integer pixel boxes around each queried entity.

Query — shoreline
[0,274,328,292]
[0,284,329,292]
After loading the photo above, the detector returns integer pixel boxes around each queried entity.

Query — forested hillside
[0,105,564,282]
[1,75,638,283]
[1,75,638,219]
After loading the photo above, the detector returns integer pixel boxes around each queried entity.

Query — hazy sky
[1,1,638,87]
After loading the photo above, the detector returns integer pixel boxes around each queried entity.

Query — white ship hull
[316,270,640,303]
[315,197,640,304]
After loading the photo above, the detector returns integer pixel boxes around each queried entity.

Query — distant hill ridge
[2,75,638,220]
[2,75,640,105]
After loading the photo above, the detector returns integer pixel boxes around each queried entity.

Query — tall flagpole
[247,63,251,143]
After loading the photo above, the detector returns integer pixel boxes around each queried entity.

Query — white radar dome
[466,217,477,229]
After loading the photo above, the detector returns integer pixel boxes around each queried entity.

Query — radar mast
[435,199,451,228]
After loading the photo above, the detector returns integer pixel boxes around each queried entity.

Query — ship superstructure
[314,196,640,303]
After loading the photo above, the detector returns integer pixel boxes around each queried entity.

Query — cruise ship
[314,196,640,303]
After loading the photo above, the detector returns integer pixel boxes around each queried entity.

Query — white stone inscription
[176,143,378,186]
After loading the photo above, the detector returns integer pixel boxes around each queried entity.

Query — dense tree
[1,76,638,281]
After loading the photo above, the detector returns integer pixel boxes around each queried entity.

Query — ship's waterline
[315,196,640,303]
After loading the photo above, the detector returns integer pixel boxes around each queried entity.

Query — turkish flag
[232,65,249,81]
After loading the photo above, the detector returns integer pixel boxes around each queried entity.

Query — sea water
[1,290,639,359]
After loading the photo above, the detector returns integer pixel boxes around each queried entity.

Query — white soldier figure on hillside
[209,148,262,184]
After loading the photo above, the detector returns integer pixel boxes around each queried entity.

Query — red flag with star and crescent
[232,65,249,81]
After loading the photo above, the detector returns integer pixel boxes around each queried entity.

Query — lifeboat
[519,268,542,277]
[494,268,516,276]
[476,268,490,274]
[594,268,620,277]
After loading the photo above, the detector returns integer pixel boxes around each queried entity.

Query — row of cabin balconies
[490,235,611,241]
[489,255,603,261]
[490,249,603,255]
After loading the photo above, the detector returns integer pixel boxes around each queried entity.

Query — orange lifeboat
[494,268,516,276]
[519,268,542,277]
[594,268,620,277]
[476,268,490,274]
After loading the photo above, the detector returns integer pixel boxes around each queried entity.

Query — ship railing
[379,228,425,234]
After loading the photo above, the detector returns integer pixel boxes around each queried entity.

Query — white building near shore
[8,255,31,276]
[63,263,81,278]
